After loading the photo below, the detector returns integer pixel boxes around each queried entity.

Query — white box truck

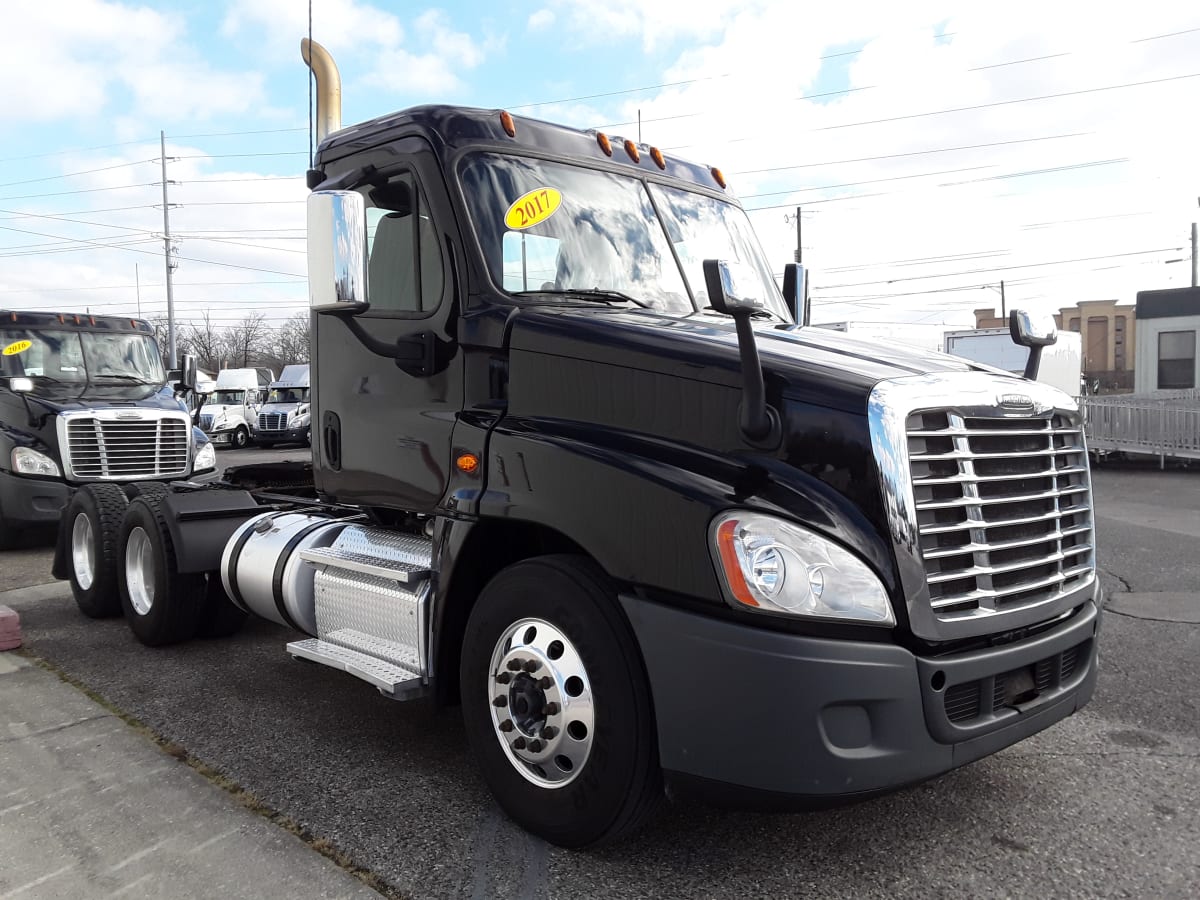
[945,327,1083,397]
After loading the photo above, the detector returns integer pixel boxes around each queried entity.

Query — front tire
[460,555,662,848]
[65,484,129,618]
[118,495,206,646]
[233,426,250,449]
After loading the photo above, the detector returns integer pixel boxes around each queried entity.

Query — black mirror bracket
[731,311,782,449]
[338,313,439,376]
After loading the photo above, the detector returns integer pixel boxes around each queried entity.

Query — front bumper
[622,590,1100,805]
[0,470,70,527]
[251,425,308,442]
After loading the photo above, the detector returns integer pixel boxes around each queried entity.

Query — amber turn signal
[456,453,480,474]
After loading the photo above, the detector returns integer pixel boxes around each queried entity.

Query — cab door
[313,141,462,513]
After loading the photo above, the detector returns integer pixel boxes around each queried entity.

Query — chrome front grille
[907,410,1094,619]
[63,412,190,480]
[258,412,287,431]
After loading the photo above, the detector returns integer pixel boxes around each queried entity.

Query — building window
[1114,316,1126,370]
[1158,331,1196,389]
[1069,317,1080,332]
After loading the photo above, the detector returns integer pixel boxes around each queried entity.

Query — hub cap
[124,526,156,616]
[71,513,95,590]
[487,618,595,788]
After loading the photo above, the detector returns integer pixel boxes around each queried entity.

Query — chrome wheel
[125,526,156,616]
[487,618,595,788]
[71,513,95,590]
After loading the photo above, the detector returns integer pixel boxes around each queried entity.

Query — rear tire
[65,484,129,619]
[118,495,206,646]
[460,555,663,848]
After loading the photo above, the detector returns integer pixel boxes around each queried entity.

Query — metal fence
[1083,390,1200,464]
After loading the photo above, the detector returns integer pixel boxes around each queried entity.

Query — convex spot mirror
[308,190,369,314]
[702,259,766,315]
[1010,308,1058,347]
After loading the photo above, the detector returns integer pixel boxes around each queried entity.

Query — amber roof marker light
[711,166,727,189]
[623,139,640,163]
[500,110,516,137]
[650,147,666,170]
[596,132,613,156]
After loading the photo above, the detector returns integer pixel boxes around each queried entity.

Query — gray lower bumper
[0,470,70,527]
[621,592,1100,803]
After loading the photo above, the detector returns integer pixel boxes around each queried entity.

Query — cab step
[287,638,427,699]
[298,546,430,583]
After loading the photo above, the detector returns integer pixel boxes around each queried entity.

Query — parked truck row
[23,39,1101,849]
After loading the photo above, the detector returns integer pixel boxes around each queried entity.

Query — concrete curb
[0,580,71,605]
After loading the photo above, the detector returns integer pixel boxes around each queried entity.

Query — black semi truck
[52,40,1100,848]
[0,312,215,550]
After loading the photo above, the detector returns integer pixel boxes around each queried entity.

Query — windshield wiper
[93,374,157,385]
[512,288,653,309]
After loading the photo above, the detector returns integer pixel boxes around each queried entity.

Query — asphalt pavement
[1,461,1198,898]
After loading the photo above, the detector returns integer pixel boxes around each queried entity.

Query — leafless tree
[273,312,311,366]
[221,312,270,369]
[183,311,225,373]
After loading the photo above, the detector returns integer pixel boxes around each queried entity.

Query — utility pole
[135,263,141,317]
[159,131,178,368]
[1000,280,1006,318]
[789,206,802,263]
[1191,221,1197,287]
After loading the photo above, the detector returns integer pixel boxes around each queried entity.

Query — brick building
[974,299,1136,392]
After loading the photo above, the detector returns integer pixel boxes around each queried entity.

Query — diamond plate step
[298,547,431,584]
[286,638,427,699]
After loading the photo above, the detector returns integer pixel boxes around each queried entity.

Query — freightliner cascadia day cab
[0,310,215,551]
[52,41,1101,848]
[252,364,312,447]
[197,367,270,449]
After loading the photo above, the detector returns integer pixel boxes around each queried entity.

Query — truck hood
[25,383,184,414]
[259,402,306,414]
[508,306,987,413]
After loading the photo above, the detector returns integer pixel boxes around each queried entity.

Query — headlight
[711,511,894,625]
[194,442,216,472]
[11,447,61,478]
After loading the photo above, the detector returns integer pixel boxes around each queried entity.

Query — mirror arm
[337,313,436,375]
[731,311,781,447]
[1024,346,1043,381]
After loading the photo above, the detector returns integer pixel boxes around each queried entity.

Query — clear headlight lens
[12,447,61,478]
[711,511,894,625]
[194,441,216,472]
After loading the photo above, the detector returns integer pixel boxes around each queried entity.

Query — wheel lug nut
[523,659,542,673]
[540,726,557,740]
[542,702,559,716]
[495,672,512,685]
[527,739,543,753]
[499,720,514,732]
[539,676,553,689]
[512,737,527,750]
[506,659,522,671]
[492,696,507,707]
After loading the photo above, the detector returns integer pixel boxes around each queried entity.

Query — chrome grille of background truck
[259,412,287,431]
[58,410,191,480]
[869,373,1098,642]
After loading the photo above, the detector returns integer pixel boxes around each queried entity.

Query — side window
[364,173,444,314]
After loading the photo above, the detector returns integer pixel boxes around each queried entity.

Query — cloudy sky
[3,0,1198,333]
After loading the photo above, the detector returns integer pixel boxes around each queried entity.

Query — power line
[0,183,157,202]
[170,127,308,139]
[0,279,304,295]
[739,164,996,201]
[0,159,155,189]
[0,206,151,235]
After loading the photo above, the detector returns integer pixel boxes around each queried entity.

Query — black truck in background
[0,311,216,551]
[50,40,1101,848]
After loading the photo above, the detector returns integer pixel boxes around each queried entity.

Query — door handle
[322,410,342,471]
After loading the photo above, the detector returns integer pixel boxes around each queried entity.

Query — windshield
[209,390,246,406]
[267,387,309,404]
[458,153,788,319]
[0,328,164,391]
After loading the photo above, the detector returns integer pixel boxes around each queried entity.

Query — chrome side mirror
[1009,309,1057,380]
[1009,309,1057,348]
[782,263,809,325]
[702,259,766,315]
[179,353,198,391]
[308,190,369,313]
[8,376,33,393]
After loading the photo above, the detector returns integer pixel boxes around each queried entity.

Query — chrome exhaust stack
[301,38,342,143]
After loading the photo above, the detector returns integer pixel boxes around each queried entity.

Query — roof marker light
[711,166,727,189]
[624,140,640,163]
[650,147,666,170]
[597,132,613,156]
[500,110,516,137]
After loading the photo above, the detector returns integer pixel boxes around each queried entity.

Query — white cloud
[3,1,268,124]
[528,9,555,31]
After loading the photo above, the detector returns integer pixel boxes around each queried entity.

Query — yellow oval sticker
[504,187,562,230]
[2,339,32,356]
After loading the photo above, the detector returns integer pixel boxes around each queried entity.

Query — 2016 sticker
[2,340,31,356]
[504,188,562,230]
